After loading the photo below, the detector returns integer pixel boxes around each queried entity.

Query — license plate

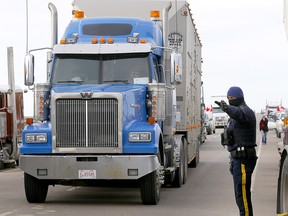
[78,170,96,179]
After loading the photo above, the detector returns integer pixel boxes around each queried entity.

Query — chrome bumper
[20,155,159,180]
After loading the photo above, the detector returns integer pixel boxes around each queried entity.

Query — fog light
[37,169,48,176]
[128,169,138,176]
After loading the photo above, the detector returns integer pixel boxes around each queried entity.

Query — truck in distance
[211,95,229,128]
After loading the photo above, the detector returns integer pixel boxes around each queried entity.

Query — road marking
[251,137,262,193]
[0,212,16,216]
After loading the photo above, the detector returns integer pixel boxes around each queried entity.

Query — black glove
[215,100,228,112]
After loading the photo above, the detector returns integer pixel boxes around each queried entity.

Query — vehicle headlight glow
[129,132,151,142]
[25,133,47,143]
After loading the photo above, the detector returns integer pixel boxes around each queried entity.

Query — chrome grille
[55,98,118,148]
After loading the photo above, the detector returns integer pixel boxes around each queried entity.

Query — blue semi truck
[20,0,202,204]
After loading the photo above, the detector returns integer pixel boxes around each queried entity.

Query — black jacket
[225,101,257,152]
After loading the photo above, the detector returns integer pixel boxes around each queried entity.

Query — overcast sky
[1,0,288,116]
[189,0,288,111]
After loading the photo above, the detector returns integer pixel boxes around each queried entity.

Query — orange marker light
[92,38,98,44]
[107,38,114,44]
[60,39,66,44]
[150,10,160,19]
[74,10,84,19]
[100,38,106,44]
[148,117,156,124]
[26,118,33,125]
[176,65,179,72]
[140,39,146,44]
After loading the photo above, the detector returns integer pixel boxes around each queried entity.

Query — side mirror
[170,52,182,85]
[24,54,35,86]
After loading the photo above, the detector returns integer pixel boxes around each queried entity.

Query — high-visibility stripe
[278,213,288,216]
[241,164,249,216]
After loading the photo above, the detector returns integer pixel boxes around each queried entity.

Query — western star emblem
[80,92,93,99]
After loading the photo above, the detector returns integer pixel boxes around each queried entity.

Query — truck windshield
[51,53,151,85]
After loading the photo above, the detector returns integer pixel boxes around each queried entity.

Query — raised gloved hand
[215,100,228,112]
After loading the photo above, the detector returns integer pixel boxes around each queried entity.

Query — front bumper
[20,155,159,180]
[215,122,226,127]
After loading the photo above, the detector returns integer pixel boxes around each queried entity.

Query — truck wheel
[277,153,288,213]
[172,140,184,188]
[140,169,161,205]
[24,173,48,203]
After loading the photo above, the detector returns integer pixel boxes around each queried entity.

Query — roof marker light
[60,39,66,44]
[140,39,146,44]
[92,38,98,44]
[100,38,106,44]
[107,38,114,44]
[150,10,160,19]
[74,10,84,19]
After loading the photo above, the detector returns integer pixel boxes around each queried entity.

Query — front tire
[24,173,48,203]
[140,169,161,205]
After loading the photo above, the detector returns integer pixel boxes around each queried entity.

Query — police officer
[215,86,257,216]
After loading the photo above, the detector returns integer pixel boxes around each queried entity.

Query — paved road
[0,126,280,216]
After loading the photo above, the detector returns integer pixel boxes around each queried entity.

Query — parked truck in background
[211,95,229,128]
[0,47,25,169]
[275,111,286,138]
[20,0,202,204]
[265,101,279,118]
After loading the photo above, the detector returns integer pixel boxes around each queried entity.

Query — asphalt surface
[0,121,281,216]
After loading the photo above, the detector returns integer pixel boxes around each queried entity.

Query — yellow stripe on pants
[241,164,249,216]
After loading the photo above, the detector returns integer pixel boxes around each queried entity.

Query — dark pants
[231,157,257,216]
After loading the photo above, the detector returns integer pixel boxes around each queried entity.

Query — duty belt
[230,147,256,159]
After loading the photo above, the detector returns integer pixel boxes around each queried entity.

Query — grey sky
[190,0,288,111]
[1,0,288,116]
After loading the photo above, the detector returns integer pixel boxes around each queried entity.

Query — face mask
[228,97,244,107]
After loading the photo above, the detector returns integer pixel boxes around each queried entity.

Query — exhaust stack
[48,3,58,47]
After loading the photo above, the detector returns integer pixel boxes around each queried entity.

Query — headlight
[129,132,151,142]
[25,133,47,143]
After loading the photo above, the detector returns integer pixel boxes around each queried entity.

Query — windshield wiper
[103,80,129,83]
[57,80,84,84]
